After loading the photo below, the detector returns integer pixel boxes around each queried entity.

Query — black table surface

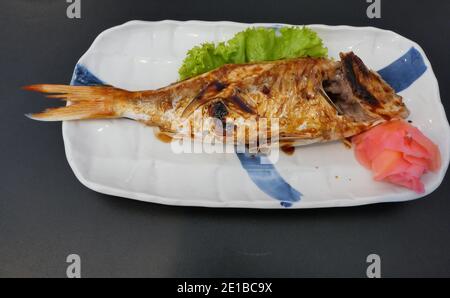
[1,0,449,278]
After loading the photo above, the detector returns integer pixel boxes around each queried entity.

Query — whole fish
[25,52,409,148]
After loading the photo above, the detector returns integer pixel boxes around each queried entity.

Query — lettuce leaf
[178,26,327,80]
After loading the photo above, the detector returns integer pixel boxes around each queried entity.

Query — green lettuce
[178,26,328,80]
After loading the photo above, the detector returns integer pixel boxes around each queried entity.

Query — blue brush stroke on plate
[71,46,426,207]
[236,152,302,205]
[71,64,104,86]
[378,47,427,93]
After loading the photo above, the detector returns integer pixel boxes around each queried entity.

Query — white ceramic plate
[63,20,450,208]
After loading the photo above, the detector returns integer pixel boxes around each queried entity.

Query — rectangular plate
[63,20,450,208]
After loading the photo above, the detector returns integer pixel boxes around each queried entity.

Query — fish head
[322,52,409,123]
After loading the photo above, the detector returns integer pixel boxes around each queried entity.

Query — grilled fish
[25,52,409,148]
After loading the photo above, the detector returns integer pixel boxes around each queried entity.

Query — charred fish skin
[25,52,409,146]
[338,52,409,120]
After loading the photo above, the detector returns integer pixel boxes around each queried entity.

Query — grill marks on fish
[341,52,380,107]
[213,81,227,91]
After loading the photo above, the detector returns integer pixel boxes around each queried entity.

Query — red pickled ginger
[352,120,441,193]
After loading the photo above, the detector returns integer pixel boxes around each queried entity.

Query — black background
[1,0,449,278]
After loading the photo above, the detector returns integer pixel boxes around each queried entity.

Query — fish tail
[23,84,135,121]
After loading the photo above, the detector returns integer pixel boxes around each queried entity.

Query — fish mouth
[321,52,409,122]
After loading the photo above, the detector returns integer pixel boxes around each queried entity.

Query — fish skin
[25,52,409,146]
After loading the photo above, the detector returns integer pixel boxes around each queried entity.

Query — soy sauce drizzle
[281,145,295,155]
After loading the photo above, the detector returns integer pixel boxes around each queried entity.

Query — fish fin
[223,94,256,116]
[153,128,174,143]
[25,102,117,121]
[181,85,256,118]
[23,84,134,121]
[181,82,234,118]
